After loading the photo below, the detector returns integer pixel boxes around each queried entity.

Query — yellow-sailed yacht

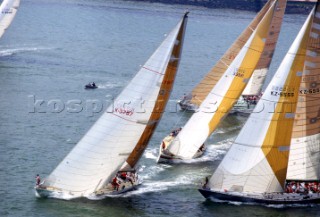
[199,3,320,204]
[158,0,286,163]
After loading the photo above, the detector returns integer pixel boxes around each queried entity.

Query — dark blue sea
[0,0,319,216]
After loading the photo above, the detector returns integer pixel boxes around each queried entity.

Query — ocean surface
[0,0,319,216]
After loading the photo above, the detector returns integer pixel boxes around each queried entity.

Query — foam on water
[97,82,123,89]
[0,47,52,56]
[143,148,158,160]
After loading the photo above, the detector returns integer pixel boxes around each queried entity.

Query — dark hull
[199,189,320,205]
[85,85,97,89]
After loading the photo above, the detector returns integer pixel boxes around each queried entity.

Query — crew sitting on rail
[170,127,182,137]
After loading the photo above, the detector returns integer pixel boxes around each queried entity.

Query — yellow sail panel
[189,0,273,106]
[125,13,188,168]
[208,2,275,134]
[261,14,312,187]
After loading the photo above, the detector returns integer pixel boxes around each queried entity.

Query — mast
[0,0,20,39]
[42,13,188,197]
[208,8,313,194]
[166,1,277,160]
[287,2,320,182]
[189,0,280,106]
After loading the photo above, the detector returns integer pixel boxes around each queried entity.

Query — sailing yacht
[158,0,283,163]
[199,3,320,204]
[0,0,20,39]
[35,12,188,199]
[179,0,286,114]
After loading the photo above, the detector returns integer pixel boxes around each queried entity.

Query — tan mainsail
[189,0,285,106]
[287,4,320,181]
[122,13,188,170]
[242,0,287,96]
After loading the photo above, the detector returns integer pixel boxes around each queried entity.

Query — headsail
[0,0,20,39]
[208,8,313,194]
[189,0,285,106]
[166,1,277,159]
[287,4,320,182]
[41,13,188,198]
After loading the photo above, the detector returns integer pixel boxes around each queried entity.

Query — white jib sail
[208,11,313,194]
[166,2,276,160]
[0,0,20,39]
[43,17,186,198]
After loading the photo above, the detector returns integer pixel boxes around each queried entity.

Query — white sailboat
[199,3,320,204]
[0,0,20,39]
[35,12,188,199]
[158,0,280,163]
[179,0,286,114]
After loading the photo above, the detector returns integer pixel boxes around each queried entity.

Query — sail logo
[115,106,134,116]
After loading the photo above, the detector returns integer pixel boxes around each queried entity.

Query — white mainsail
[287,5,320,181]
[208,8,313,194]
[0,0,20,38]
[166,2,277,160]
[42,13,188,198]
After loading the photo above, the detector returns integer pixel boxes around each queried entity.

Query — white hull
[157,135,205,163]
[35,173,140,199]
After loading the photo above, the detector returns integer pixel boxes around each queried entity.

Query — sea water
[0,0,319,216]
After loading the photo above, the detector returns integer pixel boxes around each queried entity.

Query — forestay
[167,2,277,159]
[208,9,313,194]
[0,0,20,38]
[42,13,188,197]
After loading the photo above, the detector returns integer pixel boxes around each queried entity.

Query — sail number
[1,9,12,14]
[232,68,245,78]
[270,91,294,97]
[299,88,320,94]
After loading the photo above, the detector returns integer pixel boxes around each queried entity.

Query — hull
[157,135,205,163]
[229,95,258,116]
[199,188,320,205]
[178,95,259,115]
[178,99,198,112]
[85,84,97,89]
[35,173,140,199]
